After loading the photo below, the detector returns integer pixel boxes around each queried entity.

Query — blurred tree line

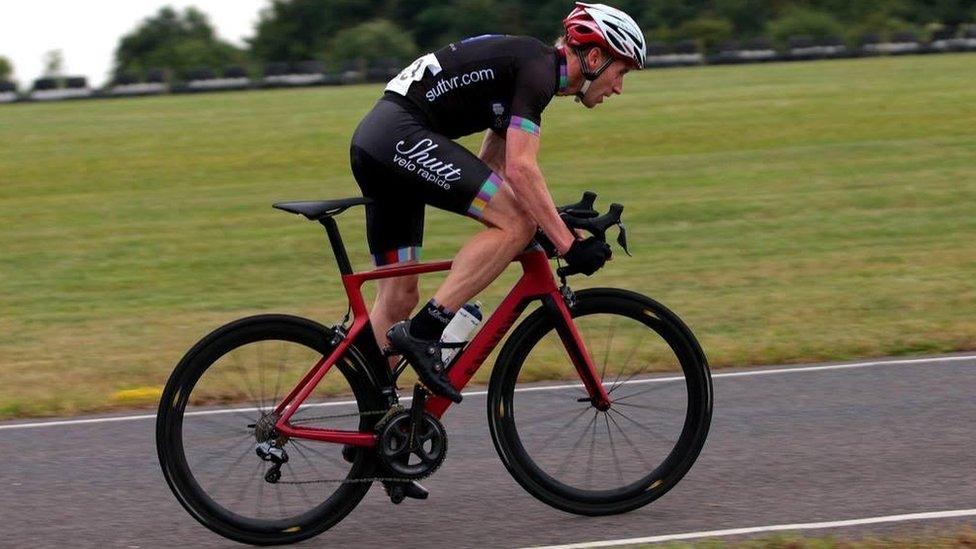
[0,56,13,81]
[113,7,245,81]
[113,0,976,80]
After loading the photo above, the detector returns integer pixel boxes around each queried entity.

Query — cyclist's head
[564,3,646,70]
[562,3,646,107]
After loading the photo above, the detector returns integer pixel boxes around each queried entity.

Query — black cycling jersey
[350,35,568,266]
[384,35,567,139]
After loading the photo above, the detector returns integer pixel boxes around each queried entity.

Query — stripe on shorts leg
[372,246,421,266]
[466,172,504,220]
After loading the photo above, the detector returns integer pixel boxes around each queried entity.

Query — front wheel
[487,289,712,516]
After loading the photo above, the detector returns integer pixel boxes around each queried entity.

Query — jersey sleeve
[509,50,557,137]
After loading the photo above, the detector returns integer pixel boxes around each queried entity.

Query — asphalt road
[2,354,975,548]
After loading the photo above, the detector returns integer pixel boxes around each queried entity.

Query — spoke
[230,347,266,415]
[197,432,253,474]
[288,443,336,505]
[606,363,626,397]
[256,466,265,518]
[290,439,350,470]
[607,411,658,472]
[608,366,651,395]
[257,340,268,414]
[615,324,648,381]
[554,411,598,478]
[586,409,598,489]
[604,412,625,485]
[612,401,677,414]
[526,405,592,451]
[608,328,654,394]
[290,441,328,482]
[611,380,683,401]
[274,477,288,518]
[184,401,262,422]
[600,315,616,383]
[233,460,263,508]
[608,407,674,444]
[271,340,287,410]
[197,437,256,491]
[191,432,255,462]
[516,406,587,427]
[283,462,315,506]
[602,323,645,389]
[187,414,255,435]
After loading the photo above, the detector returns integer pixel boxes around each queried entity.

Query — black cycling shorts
[350,95,504,266]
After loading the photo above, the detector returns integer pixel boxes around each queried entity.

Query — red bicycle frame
[272,238,610,448]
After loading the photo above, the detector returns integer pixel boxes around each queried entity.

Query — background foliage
[111,0,976,78]
[114,7,246,80]
[0,56,12,80]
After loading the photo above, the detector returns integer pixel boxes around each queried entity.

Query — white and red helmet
[564,2,646,69]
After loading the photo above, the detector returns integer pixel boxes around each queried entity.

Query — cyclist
[349,2,645,498]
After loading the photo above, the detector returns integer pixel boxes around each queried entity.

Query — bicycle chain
[289,410,387,424]
[275,405,441,486]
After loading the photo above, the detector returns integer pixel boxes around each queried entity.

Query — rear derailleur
[255,439,288,483]
[252,412,289,483]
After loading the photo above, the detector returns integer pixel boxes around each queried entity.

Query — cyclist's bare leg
[371,268,420,367]
[432,185,536,311]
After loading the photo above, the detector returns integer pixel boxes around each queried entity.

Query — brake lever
[562,203,629,253]
[557,191,599,219]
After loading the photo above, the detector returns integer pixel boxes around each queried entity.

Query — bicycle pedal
[386,484,406,505]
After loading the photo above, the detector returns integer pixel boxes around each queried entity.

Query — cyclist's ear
[585,47,604,71]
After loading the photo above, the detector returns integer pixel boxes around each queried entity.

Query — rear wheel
[156,315,384,545]
[487,289,712,516]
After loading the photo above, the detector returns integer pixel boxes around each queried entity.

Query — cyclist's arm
[479,130,507,178]
[504,128,576,255]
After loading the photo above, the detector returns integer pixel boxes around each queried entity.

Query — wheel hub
[253,412,285,444]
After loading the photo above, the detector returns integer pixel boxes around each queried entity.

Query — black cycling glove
[562,237,611,276]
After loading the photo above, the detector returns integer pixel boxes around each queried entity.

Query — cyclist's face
[582,57,630,109]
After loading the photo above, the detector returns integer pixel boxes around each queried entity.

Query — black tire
[156,314,384,545]
[487,289,712,516]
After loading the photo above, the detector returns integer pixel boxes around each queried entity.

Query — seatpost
[319,218,352,275]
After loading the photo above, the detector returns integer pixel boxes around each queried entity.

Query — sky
[0,1,268,87]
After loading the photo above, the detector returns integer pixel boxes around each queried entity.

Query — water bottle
[440,302,483,366]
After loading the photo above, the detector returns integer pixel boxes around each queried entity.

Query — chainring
[377,410,447,480]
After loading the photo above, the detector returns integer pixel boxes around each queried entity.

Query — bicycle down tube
[273,248,612,445]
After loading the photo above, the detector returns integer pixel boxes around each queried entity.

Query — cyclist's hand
[562,237,611,276]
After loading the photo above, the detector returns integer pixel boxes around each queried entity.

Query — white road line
[523,508,976,548]
[1,354,973,431]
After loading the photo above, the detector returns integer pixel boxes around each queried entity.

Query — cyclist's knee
[481,186,536,244]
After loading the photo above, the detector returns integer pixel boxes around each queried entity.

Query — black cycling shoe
[342,447,429,503]
[383,480,429,504]
[386,321,463,403]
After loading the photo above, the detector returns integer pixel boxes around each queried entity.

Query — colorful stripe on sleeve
[372,246,421,266]
[466,172,504,220]
[509,116,541,137]
[557,46,570,93]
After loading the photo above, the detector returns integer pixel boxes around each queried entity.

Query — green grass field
[1,53,974,419]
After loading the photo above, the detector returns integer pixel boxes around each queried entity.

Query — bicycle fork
[541,291,612,410]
